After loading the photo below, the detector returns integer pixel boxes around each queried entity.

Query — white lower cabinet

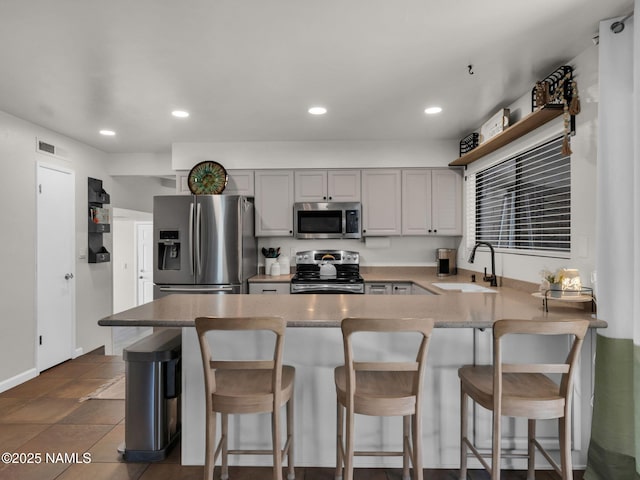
[248,282,290,294]
[411,284,435,295]
[365,282,414,294]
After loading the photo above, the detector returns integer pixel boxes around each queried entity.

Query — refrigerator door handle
[188,202,195,275]
[195,202,203,277]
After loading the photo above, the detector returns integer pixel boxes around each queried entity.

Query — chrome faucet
[468,241,498,287]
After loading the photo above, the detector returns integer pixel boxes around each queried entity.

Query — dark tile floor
[0,350,584,479]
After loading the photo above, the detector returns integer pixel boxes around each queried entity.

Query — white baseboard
[73,347,84,358]
[0,368,38,394]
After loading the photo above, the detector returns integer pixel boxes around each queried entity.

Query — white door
[136,222,154,305]
[37,164,75,371]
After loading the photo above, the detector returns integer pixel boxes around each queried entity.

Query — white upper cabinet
[402,169,462,236]
[175,169,254,196]
[294,170,360,202]
[361,169,402,236]
[254,170,294,237]
[431,169,462,235]
[224,170,254,196]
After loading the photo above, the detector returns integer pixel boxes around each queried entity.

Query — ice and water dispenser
[158,230,181,271]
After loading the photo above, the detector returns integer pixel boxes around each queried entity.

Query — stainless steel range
[290,250,364,294]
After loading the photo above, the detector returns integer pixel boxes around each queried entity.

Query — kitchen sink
[432,282,497,293]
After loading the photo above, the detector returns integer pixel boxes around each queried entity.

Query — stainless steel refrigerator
[153,195,257,297]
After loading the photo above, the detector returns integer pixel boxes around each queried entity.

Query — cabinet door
[431,169,462,235]
[402,169,432,235]
[411,284,435,295]
[224,170,254,196]
[391,283,412,295]
[362,169,402,236]
[254,170,294,237]
[294,170,327,202]
[365,283,392,294]
[327,170,361,202]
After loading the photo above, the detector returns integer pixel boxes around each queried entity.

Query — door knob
[64,273,74,280]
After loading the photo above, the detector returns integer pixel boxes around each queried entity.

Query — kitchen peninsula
[99,271,604,469]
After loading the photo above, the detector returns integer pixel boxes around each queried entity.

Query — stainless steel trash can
[121,329,181,462]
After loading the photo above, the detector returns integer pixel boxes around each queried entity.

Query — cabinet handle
[434,229,437,233]
[289,230,293,234]
[323,196,327,200]
[263,289,277,292]
[329,196,332,200]
[428,229,432,233]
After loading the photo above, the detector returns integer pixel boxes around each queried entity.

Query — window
[469,135,570,255]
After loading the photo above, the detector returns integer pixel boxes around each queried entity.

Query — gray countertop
[100,268,604,329]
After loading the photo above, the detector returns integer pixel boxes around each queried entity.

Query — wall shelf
[449,104,563,167]
[88,177,111,263]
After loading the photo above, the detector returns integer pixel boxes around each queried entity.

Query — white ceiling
[0,0,633,154]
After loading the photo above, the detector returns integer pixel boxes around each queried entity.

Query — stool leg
[412,412,423,480]
[335,401,344,480]
[204,411,216,480]
[221,413,229,480]
[272,407,283,480]
[402,415,410,480]
[491,410,501,480]
[559,415,572,480]
[527,419,535,480]
[286,396,295,480]
[459,389,468,480]
[344,404,355,480]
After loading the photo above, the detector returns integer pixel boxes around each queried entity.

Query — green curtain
[585,337,639,479]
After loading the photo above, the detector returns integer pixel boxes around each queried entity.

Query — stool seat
[334,367,417,416]
[212,366,295,414]
[458,365,565,419]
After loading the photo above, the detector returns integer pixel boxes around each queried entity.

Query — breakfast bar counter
[99,275,603,469]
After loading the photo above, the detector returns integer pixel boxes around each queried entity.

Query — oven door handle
[290,283,364,294]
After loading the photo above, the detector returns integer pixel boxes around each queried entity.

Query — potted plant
[540,268,565,297]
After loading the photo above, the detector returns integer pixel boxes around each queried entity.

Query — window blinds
[470,135,570,254]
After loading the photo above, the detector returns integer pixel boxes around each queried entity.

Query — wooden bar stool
[334,317,435,480]
[458,319,589,480]
[195,316,295,480]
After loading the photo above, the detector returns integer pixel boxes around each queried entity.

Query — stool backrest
[195,316,286,401]
[492,319,589,415]
[340,317,435,402]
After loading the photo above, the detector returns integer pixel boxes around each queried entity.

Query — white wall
[111,176,176,213]
[457,45,599,285]
[0,110,113,387]
[172,139,457,170]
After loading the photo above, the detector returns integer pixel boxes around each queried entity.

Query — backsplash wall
[258,236,462,269]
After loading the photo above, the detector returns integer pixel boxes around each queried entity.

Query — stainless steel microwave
[293,202,361,239]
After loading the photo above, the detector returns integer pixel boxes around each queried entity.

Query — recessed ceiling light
[172,110,190,118]
[424,106,443,115]
[308,106,327,115]
[99,129,116,136]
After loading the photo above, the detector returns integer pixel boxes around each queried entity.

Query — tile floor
[0,350,585,480]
